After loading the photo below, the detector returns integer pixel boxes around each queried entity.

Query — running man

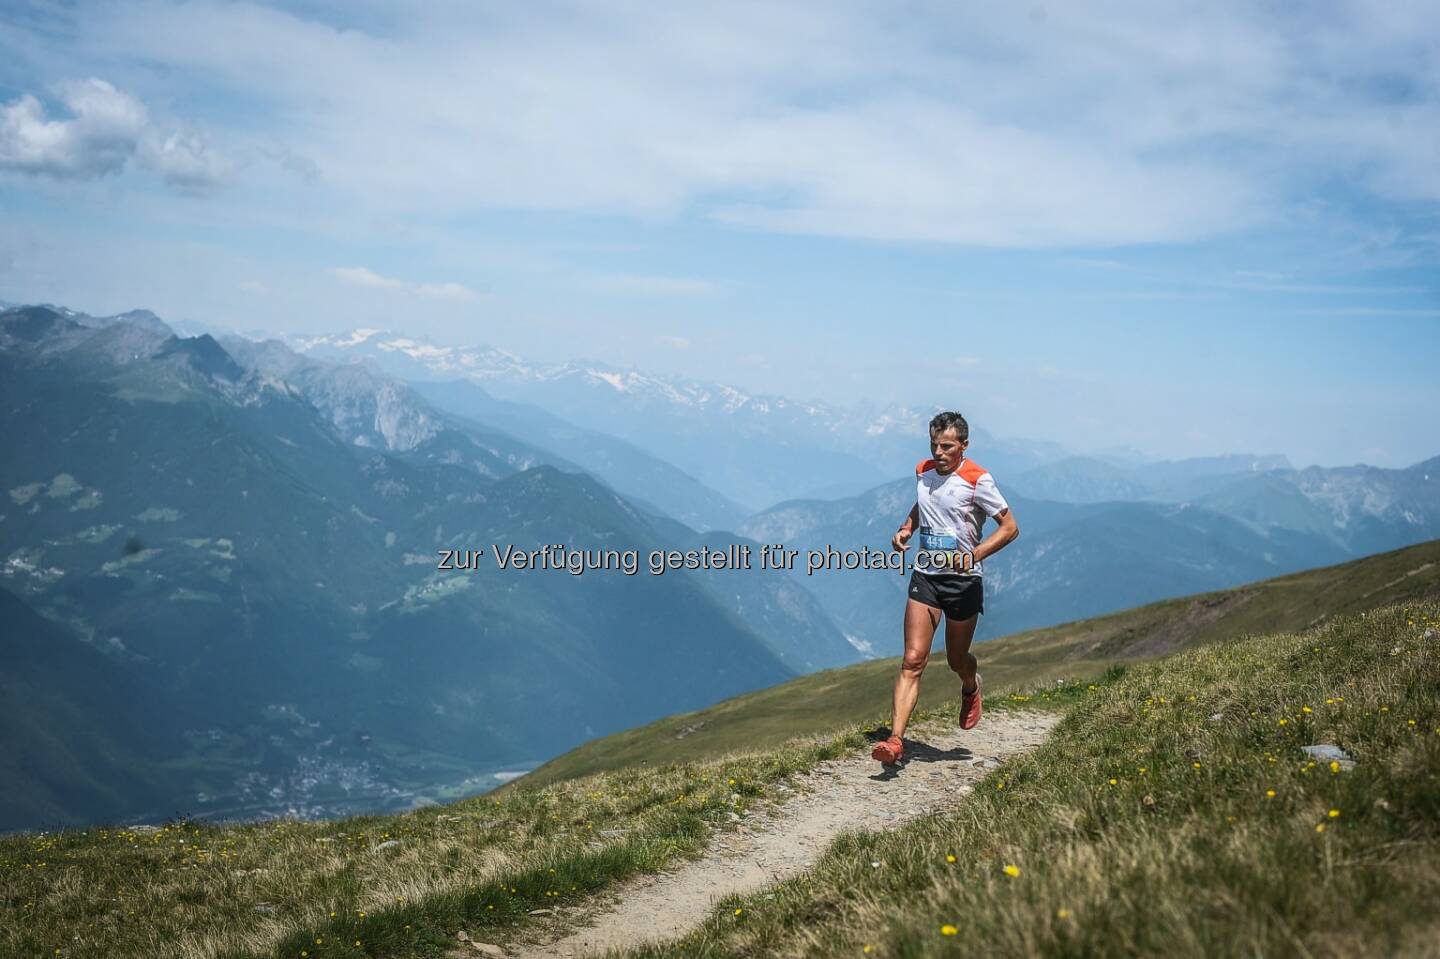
[872,411,1020,765]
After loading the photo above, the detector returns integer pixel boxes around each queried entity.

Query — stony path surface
[480,710,1059,959]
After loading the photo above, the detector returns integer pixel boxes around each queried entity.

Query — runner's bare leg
[944,613,980,694]
[890,599,941,739]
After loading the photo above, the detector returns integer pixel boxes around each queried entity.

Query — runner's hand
[891,527,913,552]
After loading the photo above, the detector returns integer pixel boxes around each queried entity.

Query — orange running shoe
[960,672,983,730]
[871,734,904,765]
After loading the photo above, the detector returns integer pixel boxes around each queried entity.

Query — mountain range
[0,304,855,832]
[4,301,1437,833]
[739,455,1439,651]
[289,327,1069,511]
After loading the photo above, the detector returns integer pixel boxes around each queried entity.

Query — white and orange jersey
[914,457,1010,577]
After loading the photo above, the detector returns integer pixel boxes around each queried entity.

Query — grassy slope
[513,539,1440,791]
[0,732,868,959]
[3,543,1436,959]
[632,599,1440,958]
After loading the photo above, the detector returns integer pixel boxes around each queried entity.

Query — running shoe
[960,672,983,730]
[871,734,904,765]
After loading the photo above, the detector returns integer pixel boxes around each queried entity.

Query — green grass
[514,539,1440,790]
[5,542,1438,958]
[0,733,868,959]
[623,599,1440,958]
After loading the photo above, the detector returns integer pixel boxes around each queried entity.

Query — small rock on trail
[1302,743,1356,770]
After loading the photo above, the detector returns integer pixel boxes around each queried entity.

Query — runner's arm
[971,508,1019,563]
[891,503,919,551]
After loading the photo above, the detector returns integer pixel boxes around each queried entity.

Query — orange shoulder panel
[958,459,987,484]
[915,458,936,475]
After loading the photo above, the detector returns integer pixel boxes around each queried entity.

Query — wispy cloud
[1220,279,1434,296]
[327,266,479,301]
[140,128,232,192]
[328,266,403,291]
[18,0,1427,249]
[414,281,478,302]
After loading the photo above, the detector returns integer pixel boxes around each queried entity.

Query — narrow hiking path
[480,710,1059,959]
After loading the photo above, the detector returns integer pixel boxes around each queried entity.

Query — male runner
[872,411,1019,766]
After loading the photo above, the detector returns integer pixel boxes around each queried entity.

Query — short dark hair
[929,411,969,443]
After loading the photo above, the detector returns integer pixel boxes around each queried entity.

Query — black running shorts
[907,570,984,620]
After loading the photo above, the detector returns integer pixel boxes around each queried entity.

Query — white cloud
[51,0,1437,249]
[260,143,322,183]
[0,76,232,191]
[139,128,233,192]
[327,266,479,301]
[0,0,1434,255]
[655,335,691,350]
[0,78,146,179]
[328,266,403,290]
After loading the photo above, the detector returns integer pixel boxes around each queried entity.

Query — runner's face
[930,428,966,473]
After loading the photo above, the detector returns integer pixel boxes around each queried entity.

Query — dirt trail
[483,710,1058,959]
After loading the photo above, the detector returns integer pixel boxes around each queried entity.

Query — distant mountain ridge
[740,453,1440,652]
[1198,456,1440,554]
[407,378,752,531]
[290,326,1367,517]
[0,303,860,832]
[7,299,1437,837]
[289,326,1071,510]
[1008,453,1296,503]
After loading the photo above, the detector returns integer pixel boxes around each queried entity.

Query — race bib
[916,526,974,573]
[916,526,960,551]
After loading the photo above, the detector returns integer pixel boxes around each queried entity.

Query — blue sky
[1,0,1437,468]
